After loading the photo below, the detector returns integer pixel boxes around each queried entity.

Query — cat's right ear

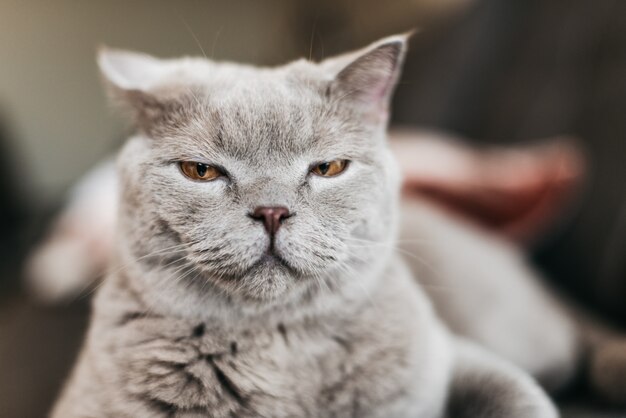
[97,47,167,91]
[97,47,178,130]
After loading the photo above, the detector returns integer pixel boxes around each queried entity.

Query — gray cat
[52,35,558,417]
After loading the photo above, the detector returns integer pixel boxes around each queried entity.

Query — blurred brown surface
[0,295,88,418]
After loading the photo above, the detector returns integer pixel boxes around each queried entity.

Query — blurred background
[0,0,624,417]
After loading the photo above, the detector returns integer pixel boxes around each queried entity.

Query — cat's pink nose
[250,206,291,235]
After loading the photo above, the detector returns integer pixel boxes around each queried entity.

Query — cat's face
[103,36,407,304]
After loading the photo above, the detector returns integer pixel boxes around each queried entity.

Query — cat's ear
[97,47,168,91]
[326,34,409,122]
[97,47,184,130]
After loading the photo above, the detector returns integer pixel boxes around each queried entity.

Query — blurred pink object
[24,159,118,303]
[390,128,585,244]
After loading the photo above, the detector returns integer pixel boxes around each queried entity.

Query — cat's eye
[311,160,349,177]
[179,161,223,181]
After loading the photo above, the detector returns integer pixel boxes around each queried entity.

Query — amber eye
[311,160,349,177]
[179,162,222,181]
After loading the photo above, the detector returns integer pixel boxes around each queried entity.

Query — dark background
[0,0,624,416]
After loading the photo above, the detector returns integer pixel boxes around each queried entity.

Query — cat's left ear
[326,34,409,122]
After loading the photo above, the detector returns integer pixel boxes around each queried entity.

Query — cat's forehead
[209,69,321,116]
[167,67,358,160]
[215,76,319,139]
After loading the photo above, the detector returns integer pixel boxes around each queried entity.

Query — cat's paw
[448,374,558,418]
[590,339,626,405]
[450,339,558,418]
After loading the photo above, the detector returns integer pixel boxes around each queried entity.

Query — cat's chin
[198,253,309,303]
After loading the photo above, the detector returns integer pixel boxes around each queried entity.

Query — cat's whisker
[114,241,196,272]
[72,241,197,301]
[415,282,469,293]
[345,241,472,293]
[315,269,333,295]
[141,261,201,318]
[340,235,432,248]
[340,235,443,277]
[178,14,208,59]
[211,25,225,60]
[308,17,318,62]
[333,259,382,314]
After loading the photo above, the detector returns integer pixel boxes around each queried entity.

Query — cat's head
[100,35,408,307]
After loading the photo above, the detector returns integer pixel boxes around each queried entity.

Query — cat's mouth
[256,250,294,272]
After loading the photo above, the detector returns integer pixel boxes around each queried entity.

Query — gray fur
[53,36,556,417]
[399,198,581,392]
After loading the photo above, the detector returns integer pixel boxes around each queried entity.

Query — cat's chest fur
[107,319,395,417]
[84,266,451,418]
